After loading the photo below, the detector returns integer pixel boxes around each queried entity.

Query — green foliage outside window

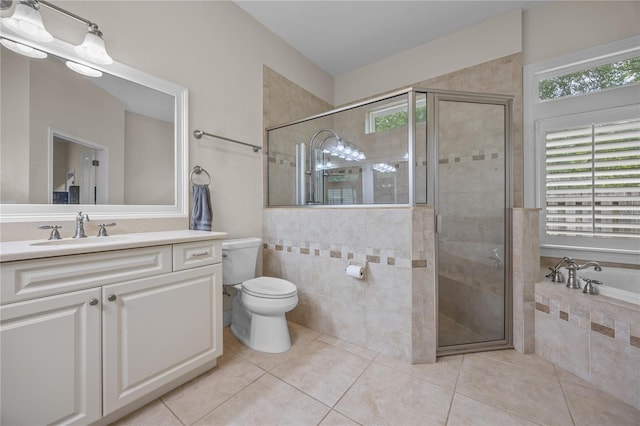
[374,105,427,132]
[539,57,640,100]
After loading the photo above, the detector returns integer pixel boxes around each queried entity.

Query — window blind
[545,118,640,238]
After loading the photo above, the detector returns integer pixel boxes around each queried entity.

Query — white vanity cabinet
[102,264,221,415]
[0,233,224,425]
[0,287,102,425]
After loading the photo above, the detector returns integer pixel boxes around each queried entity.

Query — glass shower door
[436,96,511,352]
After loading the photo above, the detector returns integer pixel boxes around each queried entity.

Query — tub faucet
[566,260,602,289]
[73,211,90,238]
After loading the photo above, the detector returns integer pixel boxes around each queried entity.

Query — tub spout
[578,261,602,272]
[565,260,603,289]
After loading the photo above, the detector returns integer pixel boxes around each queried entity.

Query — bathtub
[580,267,640,306]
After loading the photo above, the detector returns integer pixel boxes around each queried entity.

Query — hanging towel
[190,184,212,231]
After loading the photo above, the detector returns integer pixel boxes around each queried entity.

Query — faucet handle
[581,277,602,295]
[546,267,565,283]
[97,223,116,237]
[37,225,62,240]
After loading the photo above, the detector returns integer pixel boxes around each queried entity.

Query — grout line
[554,363,578,426]
[448,392,548,426]
[327,355,377,426]
[452,354,550,426]
[159,398,186,426]
[443,353,464,425]
[187,367,268,426]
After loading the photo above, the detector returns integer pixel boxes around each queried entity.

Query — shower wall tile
[264,207,436,363]
[512,208,540,354]
[411,207,437,363]
[414,53,523,207]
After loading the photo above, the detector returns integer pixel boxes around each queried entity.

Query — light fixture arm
[37,0,99,32]
[2,0,113,65]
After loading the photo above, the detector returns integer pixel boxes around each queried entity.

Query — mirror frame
[0,30,189,223]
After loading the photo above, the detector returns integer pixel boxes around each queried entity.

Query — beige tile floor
[112,322,640,426]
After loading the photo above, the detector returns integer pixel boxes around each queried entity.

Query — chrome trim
[266,87,417,131]
[407,90,416,206]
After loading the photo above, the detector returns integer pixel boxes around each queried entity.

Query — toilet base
[249,313,292,353]
[230,291,293,353]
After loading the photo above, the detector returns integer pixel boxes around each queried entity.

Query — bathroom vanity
[0,230,226,425]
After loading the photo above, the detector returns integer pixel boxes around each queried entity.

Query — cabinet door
[1,288,101,426]
[102,264,222,415]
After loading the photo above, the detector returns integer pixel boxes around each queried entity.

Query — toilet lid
[242,277,297,298]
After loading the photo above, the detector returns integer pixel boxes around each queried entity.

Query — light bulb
[0,38,47,58]
[66,61,102,77]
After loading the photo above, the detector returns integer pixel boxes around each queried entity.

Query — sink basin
[30,235,133,247]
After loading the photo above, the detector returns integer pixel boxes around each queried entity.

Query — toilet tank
[221,237,262,285]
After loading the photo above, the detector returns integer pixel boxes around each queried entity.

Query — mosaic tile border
[439,149,503,165]
[535,295,640,349]
[263,239,429,269]
[268,153,430,169]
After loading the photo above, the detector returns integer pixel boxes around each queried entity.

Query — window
[539,57,640,101]
[544,118,639,238]
[366,99,426,133]
[524,36,640,263]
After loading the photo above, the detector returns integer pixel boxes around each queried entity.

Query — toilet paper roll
[346,264,365,279]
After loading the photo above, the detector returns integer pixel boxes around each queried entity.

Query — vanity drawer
[173,240,222,271]
[1,246,172,305]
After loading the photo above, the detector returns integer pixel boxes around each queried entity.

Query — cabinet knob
[89,298,99,306]
[108,294,117,302]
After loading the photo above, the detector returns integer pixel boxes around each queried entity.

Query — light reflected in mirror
[1,43,175,206]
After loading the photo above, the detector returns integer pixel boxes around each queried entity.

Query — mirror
[0,32,188,222]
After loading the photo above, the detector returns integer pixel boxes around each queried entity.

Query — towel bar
[193,129,262,153]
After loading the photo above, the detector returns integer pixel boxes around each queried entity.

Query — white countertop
[0,230,228,262]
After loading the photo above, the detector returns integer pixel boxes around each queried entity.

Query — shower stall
[266,87,513,356]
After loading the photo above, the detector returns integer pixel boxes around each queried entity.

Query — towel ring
[190,165,211,186]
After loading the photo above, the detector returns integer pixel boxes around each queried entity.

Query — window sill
[541,244,640,266]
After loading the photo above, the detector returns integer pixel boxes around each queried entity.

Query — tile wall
[263,207,437,363]
[535,283,640,410]
[512,208,540,353]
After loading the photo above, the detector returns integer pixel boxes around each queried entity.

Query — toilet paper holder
[345,260,367,279]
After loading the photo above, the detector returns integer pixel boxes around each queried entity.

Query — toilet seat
[241,277,297,299]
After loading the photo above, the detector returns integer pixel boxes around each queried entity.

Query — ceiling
[235,1,544,76]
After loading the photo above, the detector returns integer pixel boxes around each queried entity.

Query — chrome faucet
[72,211,90,238]
[565,259,602,289]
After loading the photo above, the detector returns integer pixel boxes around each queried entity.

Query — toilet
[222,237,298,353]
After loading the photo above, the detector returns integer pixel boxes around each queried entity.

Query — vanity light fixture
[2,0,113,65]
[73,24,112,65]
[373,163,397,173]
[1,0,52,42]
[0,37,46,58]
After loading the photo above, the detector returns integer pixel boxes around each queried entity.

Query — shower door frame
[424,90,514,357]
